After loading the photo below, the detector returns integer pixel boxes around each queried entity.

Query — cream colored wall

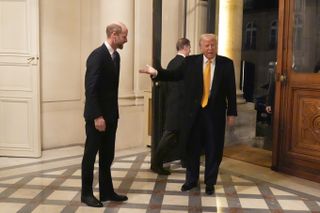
[40,0,84,149]
[40,0,152,150]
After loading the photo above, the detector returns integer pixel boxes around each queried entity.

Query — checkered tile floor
[0,149,319,212]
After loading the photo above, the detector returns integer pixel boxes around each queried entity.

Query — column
[186,0,208,54]
[161,0,185,66]
[218,0,245,103]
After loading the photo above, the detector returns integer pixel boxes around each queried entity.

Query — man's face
[200,37,217,59]
[115,28,128,49]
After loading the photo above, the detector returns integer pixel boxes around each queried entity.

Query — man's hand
[227,116,235,127]
[139,65,158,76]
[266,106,272,114]
[94,116,106,132]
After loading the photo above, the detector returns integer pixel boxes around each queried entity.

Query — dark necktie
[112,51,119,70]
[112,51,118,62]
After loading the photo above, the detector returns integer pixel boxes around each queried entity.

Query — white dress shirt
[104,41,115,57]
[177,52,187,58]
[203,55,216,91]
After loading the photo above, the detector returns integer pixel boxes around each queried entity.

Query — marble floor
[0,146,319,213]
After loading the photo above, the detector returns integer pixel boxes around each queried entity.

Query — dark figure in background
[151,38,191,175]
[264,62,276,150]
[265,77,275,114]
[314,60,320,73]
[266,62,276,114]
[81,22,128,208]
[140,34,237,195]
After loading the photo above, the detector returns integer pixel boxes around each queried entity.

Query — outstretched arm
[139,65,158,77]
[139,62,185,81]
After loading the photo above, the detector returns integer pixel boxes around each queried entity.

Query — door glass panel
[292,0,320,73]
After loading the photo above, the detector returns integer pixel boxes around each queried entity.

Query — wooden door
[273,0,320,182]
[0,0,41,157]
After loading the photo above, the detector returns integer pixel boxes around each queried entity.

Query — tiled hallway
[0,146,319,213]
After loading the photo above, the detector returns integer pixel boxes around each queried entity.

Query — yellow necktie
[201,60,212,108]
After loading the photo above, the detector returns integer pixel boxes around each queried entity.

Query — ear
[111,31,118,38]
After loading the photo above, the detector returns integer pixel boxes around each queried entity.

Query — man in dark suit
[266,61,276,114]
[152,38,191,175]
[81,22,128,207]
[140,34,237,195]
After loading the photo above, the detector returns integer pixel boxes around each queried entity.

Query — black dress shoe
[205,185,215,195]
[180,160,187,168]
[81,195,103,207]
[100,193,128,202]
[181,182,198,191]
[151,167,171,175]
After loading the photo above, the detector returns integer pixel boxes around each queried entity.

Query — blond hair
[199,34,218,46]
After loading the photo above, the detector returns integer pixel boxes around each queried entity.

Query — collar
[203,55,216,64]
[104,41,115,55]
[177,52,186,58]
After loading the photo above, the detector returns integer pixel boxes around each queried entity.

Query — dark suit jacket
[154,54,237,157]
[163,55,185,130]
[84,43,120,122]
[267,77,275,107]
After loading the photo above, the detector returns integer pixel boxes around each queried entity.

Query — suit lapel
[101,43,109,61]
[113,51,120,73]
[101,43,119,73]
[196,55,204,91]
[211,55,221,96]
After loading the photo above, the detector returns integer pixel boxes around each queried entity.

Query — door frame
[271,0,286,170]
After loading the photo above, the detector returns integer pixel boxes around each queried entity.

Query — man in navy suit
[140,34,237,195]
[81,22,128,207]
[152,38,191,175]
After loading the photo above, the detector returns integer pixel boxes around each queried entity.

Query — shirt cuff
[151,70,158,78]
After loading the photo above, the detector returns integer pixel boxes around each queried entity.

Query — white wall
[40,0,84,149]
[39,0,153,150]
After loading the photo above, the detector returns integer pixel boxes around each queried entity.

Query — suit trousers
[81,120,118,198]
[186,107,225,186]
[153,130,179,167]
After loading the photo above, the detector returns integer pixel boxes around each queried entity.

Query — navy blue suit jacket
[84,44,120,122]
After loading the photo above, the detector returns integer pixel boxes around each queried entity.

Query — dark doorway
[224,0,279,167]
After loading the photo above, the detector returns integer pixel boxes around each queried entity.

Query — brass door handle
[280,74,287,82]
